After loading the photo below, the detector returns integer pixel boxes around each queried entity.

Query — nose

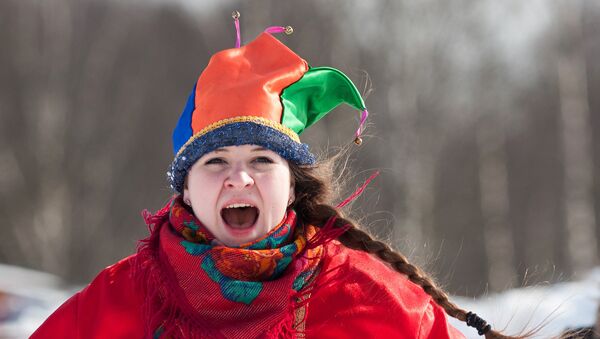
[225,165,254,189]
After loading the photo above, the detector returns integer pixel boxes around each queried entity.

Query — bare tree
[476,112,518,291]
[557,0,598,275]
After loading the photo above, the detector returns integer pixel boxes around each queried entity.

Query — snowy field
[449,269,600,338]
[0,265,77,338]
[0,264,598,338]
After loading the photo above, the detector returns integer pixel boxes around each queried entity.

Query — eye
[205,157,226,165]
[253,156,274,164]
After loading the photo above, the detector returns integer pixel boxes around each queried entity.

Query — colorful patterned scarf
[134,196,323,339]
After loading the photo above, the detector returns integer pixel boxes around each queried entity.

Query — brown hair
[289,156,528,339]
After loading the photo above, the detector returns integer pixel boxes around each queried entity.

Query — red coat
[32,241,465,338]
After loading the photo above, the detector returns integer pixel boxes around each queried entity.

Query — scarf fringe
[306,215,350,249]
[264,312,297,338]
[141,196,173,233]
[307,171,380,250]
[336,170,380,208]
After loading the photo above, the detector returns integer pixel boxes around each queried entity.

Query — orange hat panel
[191,33,309,133]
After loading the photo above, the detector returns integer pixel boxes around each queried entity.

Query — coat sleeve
[30,293,80,338]
[30,256,144,339]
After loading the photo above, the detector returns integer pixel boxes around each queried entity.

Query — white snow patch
[449,268,600,338]
[0,264,76,338]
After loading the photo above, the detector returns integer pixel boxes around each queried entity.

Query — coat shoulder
[305,241,465,339]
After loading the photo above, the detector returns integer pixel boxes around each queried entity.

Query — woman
[32,16,507,339]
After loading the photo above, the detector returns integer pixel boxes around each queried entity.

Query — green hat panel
[280,67,366,135]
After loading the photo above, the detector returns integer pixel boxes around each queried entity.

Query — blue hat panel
[172,83,197,155]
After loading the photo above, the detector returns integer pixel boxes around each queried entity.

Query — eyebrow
[251,147,269,152]
[213,148,229,153]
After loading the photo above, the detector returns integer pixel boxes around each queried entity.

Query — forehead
[201,145,284,159]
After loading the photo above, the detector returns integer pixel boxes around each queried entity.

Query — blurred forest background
[1,0,600,297]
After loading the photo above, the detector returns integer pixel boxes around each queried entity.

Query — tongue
[222,207,258,229]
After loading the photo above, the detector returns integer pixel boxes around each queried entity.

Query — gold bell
[284,26,294,35]
[354,137,363,145]
[232,11,240,20]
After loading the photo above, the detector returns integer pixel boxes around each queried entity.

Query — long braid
[289,160,531,339]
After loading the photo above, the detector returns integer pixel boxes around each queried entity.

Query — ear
[288,183,296,207]
[183,188,189,203]
[183,177,190,203]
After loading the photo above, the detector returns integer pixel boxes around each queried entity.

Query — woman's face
[183,145,294,246]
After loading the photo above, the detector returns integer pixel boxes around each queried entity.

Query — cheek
[188,176,223,230]
[259,170,291,206]
[188,172,223,207]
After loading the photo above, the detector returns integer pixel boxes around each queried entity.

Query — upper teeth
[225,203,254,209]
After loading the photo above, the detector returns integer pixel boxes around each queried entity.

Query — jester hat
[168,24,368,193]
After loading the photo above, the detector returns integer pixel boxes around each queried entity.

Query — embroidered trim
[293,264,320,337]
[176,116,301,157]
[293,293,310,338]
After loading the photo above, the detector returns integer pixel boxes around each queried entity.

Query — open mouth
[221,203,259,229]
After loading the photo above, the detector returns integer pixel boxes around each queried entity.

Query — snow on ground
[0,264,76,338]
[1,264,598,338]
[449,268,600,338]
